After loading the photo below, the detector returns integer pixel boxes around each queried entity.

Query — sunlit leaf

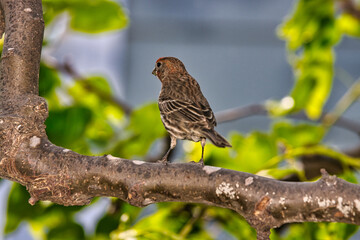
[112,103,166,159]
[281,222,358,240]
[272,122,325,147]
[39,63,61,98]
[43,0,128,33]
[45,106,92,149]
[47,222,85,240]
[278,0,340,119]
[337,170,358,184]
[337,14,360,37]
[111,204,210,240]
[260,168,300,180]
[196,132,277,173]
[67,76,124,153]
[69,1,128,33]
[39,63,61,109]
[5,184,45,234]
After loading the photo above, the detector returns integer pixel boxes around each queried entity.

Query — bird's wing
[159,99,206,123]
[187,76,217,127]
[198,101,217,127]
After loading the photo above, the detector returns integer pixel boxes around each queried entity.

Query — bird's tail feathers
[203,130,232,148]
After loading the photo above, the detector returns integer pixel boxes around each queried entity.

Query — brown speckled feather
[153,57,231,163]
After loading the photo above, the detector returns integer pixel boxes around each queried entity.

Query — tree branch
[338,0,360,20]
[216,103,360,135]
[1,1,360,240]
[1,131,360,236]
[42,56,133,115]
[0,0,43,103]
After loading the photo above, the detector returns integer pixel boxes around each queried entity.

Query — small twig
[215,103,360,135]
[215,104,267,123]
[323,78,360,129]
[42,56,133,115]
[179,206,207,238]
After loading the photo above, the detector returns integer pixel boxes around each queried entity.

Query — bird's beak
[152,68,157,76]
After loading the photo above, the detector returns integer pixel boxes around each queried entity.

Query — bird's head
[152,57,186,81]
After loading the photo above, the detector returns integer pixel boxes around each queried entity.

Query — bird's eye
[157,62,161,67]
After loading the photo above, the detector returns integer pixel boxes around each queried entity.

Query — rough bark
[0,1,359,240]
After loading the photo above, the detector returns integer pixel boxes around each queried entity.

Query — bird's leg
[198,138,206,166]
[160,136,177,164]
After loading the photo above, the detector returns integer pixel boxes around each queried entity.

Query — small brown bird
[152,57,231,165]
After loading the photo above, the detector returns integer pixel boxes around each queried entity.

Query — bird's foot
[158,157,168,165]
[189,158,204,166]
[198,158,205,166]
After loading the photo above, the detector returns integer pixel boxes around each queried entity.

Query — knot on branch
[320,168,338,187]
[127,182,155,207]
[248,195,278,235]
[254,196,271,218]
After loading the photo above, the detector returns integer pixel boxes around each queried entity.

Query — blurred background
[1,0,360,239]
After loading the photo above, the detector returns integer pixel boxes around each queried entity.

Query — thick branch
[0,4,5,37]
[0,0,43,103]
[1,124,360,233]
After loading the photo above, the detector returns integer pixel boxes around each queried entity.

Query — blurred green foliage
[272,0,360,120]
[278,0,339,119]
[42,0,128,33]
[2,0,360,240]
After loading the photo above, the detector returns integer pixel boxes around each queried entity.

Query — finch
[152,57,232,165]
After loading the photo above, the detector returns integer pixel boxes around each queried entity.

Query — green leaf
[233,132,278,173]
[69,1,128,33]
[68,76,114,110]
[187,231,213,240]
[5,184,45,234]
[127,103,166,141]
[39,62,61,109]
[272,122,325,147]
[278,0,340,119]
[84,76,112,95]
[111,204,207,240]
[282,222,358,240]
[67,76,125,153]
[112,103,166,158]
[200,132,277,173]
[337,14,360,37]
[338,170,358,184]
[39,63,61,98]
[47,222,85,240]
[45,106,92,149]
[261,168,301,180]
[43,0,128,33]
